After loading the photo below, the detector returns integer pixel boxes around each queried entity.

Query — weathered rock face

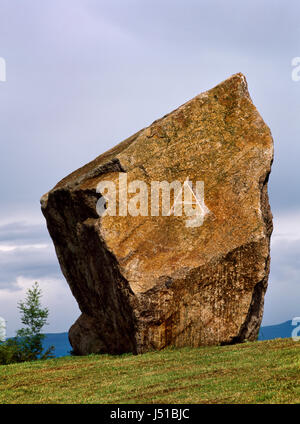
[41,73,273,355]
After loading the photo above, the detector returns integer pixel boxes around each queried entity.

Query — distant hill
[258,320,294,341]
[42,320,295,357]
[43,332,72,357]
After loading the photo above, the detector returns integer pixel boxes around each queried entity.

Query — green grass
[0,338,299,404]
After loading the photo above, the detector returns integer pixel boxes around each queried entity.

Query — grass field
[0,338,299,404]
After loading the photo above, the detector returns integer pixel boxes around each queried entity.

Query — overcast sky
[0,0,300,336]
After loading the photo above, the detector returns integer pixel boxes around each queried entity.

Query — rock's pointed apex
[42,75,273,355]
[205,72,249,96]
[222,72,248,84]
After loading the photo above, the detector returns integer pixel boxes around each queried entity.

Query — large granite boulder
[41,73,273,354]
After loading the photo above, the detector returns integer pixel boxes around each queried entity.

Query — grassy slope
[0,338,299,404]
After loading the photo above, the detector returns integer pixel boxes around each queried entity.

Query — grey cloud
[0,221,61,289]
[0,245,61,290]
[263,238,300,325]
[0,221,49,245]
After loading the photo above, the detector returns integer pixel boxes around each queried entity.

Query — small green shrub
[0,282,54,365]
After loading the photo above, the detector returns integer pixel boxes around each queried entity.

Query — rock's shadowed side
[41,73,273,354]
